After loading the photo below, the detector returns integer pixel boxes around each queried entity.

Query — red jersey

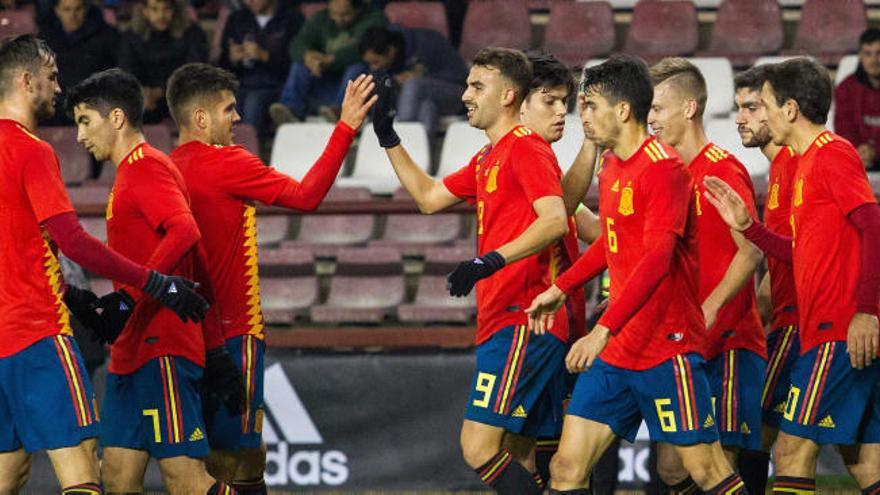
[690,143,766,360]
[0,120,74,357]
[763,146,800,329]
[443,125,569,344]
[593,137,704,370]
[106,143,205,375]
[171,142,298,341]
[790,131,877,353]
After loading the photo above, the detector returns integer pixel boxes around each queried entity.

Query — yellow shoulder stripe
[16,124,42,143]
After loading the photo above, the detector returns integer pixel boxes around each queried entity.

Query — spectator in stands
[38,0,117,125]
[118,0,208,124]
[219,0,303,134]
[835,27,880,170]
[269,0,385,124]
[358,25,466,138]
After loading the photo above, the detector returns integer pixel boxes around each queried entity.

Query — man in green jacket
[270,0,385,123]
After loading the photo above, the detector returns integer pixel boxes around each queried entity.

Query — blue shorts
[204,335,265,451]
[762,325,800,428]
[705,349,766,450]
[100,356,209,459]
[780,341,880,445]
[464,325,567,437]
[567,353,719,445]
[0,335,98,452]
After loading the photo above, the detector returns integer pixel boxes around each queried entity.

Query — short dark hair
[65,68,144,129]
[733,65,768,93]
[581,55,653,124]
[650,57,707,117]
[527,52,575,102]
[472,47,532,106]
[166,63,239,126]
[860,27,880,46]
[358,26,404,56]
[763,58,832,125]
[0,35,55,99]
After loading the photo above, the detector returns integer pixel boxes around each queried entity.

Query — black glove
[92,290,136,344]
[63,285,104,331]
[142,270,209,323]
[371,72,401,148]
[202,346,245,417]
[446,251,506,297]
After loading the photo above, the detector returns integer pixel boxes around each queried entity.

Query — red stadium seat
[697,0,783,67]
[624,0,698,63]
[258,248,317,324]
[300,2,327,19]
[783,0,866,66]
[368,188,461,256]
[282,187,376,257]
[543,0,614,68]
[310,247,405,324]
[397,246,476,323]
[143,123,174,154]
[458,0,531,61]
[0,6,35,39]
[384,1,449,39]
[233,123,259,155]
[38,127,92,185]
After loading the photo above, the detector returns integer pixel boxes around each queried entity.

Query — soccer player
[732,64,800,491]
[165,62,376,494]
[372,47,571,494]
[525,55,746,494]
[646,57,766,494]
[66,68,236,495]
[0,35,208,495]
[703,58,880,494]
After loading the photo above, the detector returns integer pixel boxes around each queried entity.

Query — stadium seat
[553,114,587,174]
[282,186,376,257]
[80,217,107,242]
[338,123,430,194]
[143,124,174,154]
[697,0,783,67]
[458,0,531,61]
[835,54,859,86]
[436,121,487,178]
[784,0,866,66]
[233,123,260,155]
[689,58,734,117]
[256,215,289,246]
[705,116,770,177]
[270,122,337,180]
[0,7,36,39]
[624,0,698,62]
[543,0,614,68]
[300,2,326,18]
[369,188,461,256]
[209,5,231,64]
[398,245,477,323]
[310,247,405,324]
[258,248,317,324]
[384,1,449,39]
[39,127,92,185]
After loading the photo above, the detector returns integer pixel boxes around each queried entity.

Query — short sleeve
[819,143,877,215]
[130,158,193,231]
[213,146,292,205]
[21,144,75,223]
[642,158,690,237]
[443,152,479,203]
[509,138,563,204]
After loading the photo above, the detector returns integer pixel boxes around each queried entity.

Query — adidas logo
[512,405,527,418]
[168,283,178,294]
[740,422,751,435]
[704,415,715,428]
[818,415,835,428]
[119,301,129,311]
[189,427,204,441]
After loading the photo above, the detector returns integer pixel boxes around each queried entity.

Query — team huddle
[0,29,878,495]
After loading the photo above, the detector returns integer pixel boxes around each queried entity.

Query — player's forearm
[849,203,880,314]
[273,122,355,211]
[703,237,762,312]
[575,204,601,243]
[555,237,607,294]
[145,213,201,274]
[385,145,455,214]
[756,271,772,327]
[561,142,599,215]
[192,243,225,349]
[495,211,569,264]
[742,221,793,264]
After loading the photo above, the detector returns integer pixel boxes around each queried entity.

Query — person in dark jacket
[359,25,466,137]
[38,0,118,125]
[835,27,880,170]
[219,0,303,134]
[119,0,208,124]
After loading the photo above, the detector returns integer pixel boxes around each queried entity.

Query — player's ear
[783,98,799,124]
[684,98,698,120]
[500,84,517,108]
[110,107,126,130]
[617,100,631,123]
[194,107,208,130]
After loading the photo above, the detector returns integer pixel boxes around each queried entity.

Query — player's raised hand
[702,176,753,231]
[525,285,567,335]
[847,312,879,369]
[371,72,401,148]
[142,270,209,323]
[565,325,611,373]
[339,73,378,131]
